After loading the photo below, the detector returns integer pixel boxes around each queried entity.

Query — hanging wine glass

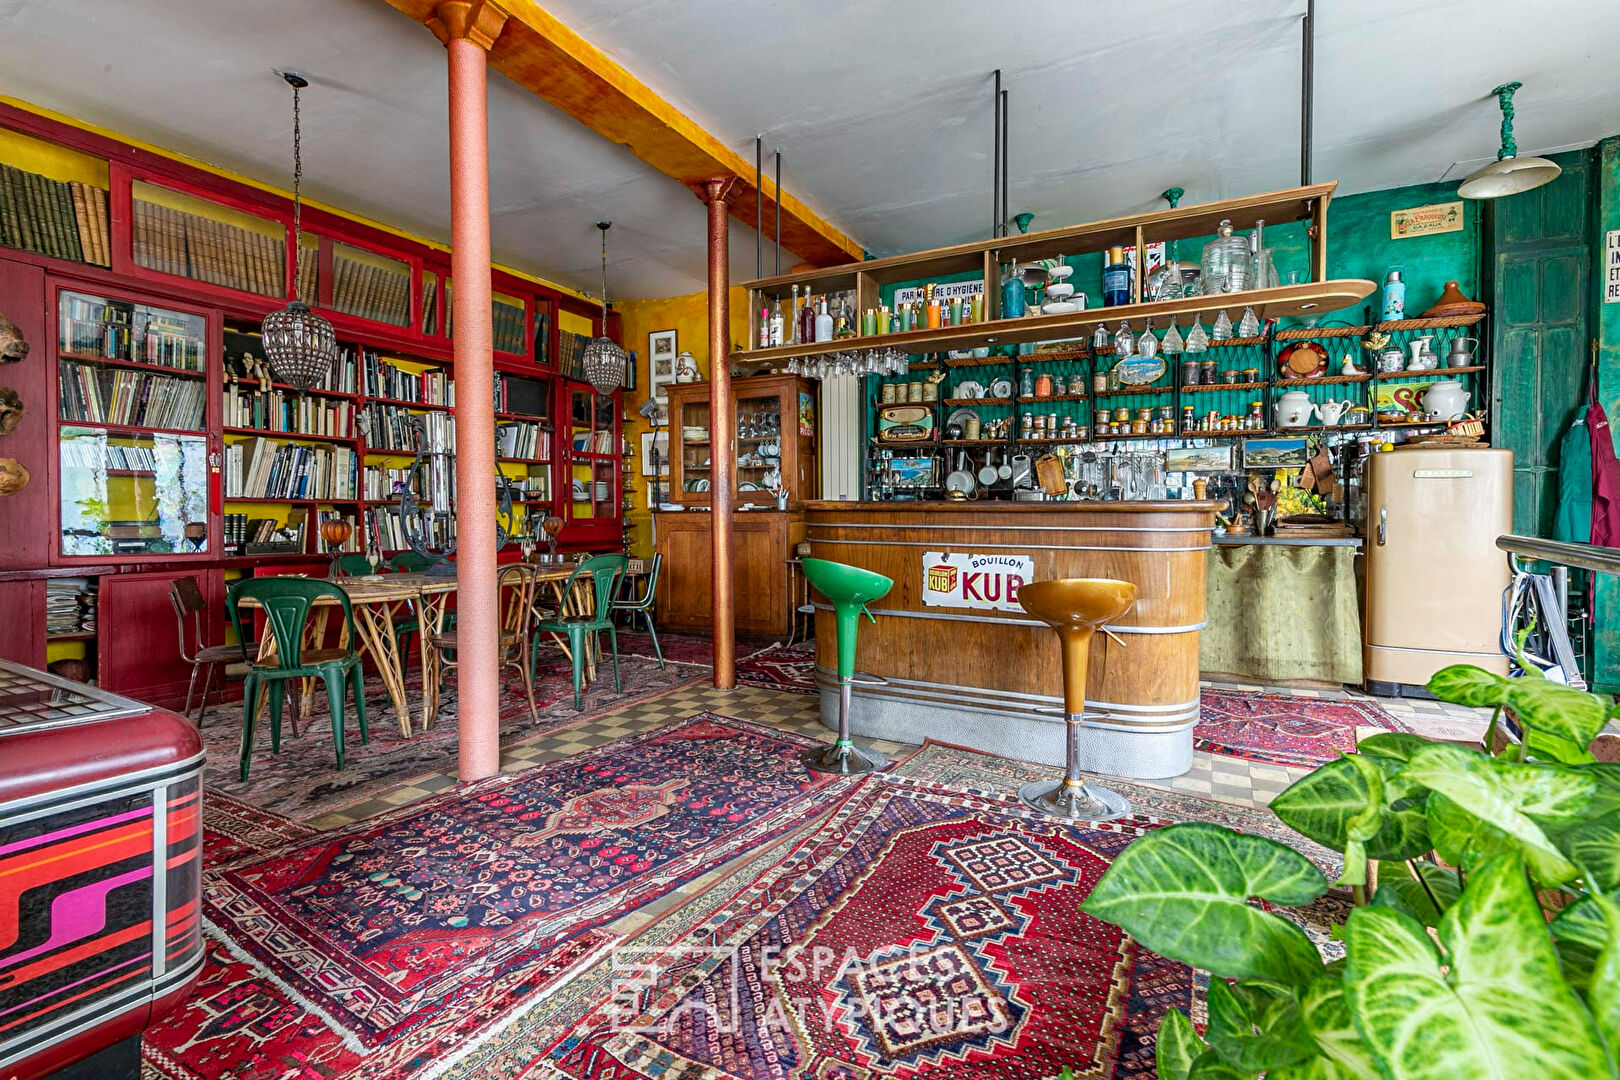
[1186,318,1209,353]
[1138,318,1159,361]
[1212,309,1233,341]
[1237,306,1260,338]
[1162,319,1185,354]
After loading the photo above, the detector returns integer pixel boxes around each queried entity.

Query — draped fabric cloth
[1201,543,1362,685]
[1589,380,1620,548]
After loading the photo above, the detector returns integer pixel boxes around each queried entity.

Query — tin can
[1131,419,1148,434]
[882,382,898,403]
[923,380,939,401]
[908,381,924,402]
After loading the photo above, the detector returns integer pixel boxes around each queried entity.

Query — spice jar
[1182,360,1199,385]
[1068,374,1086,395]
[1222,369,1240,383]
[1242,367,1260,383]
[882,382,898,403]
[1131,419,1148,434]
[1201,359,1218,383]
[1136,407,1153,423]
[1093,372,1109,393]
[1036,373,1054,397]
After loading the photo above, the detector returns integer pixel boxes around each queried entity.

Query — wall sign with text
[1390,202,1464,239]
[922,551,1033,612]
[1606,229,1620,304]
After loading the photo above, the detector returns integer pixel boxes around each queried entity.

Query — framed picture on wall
[1166,445,1234,472]
[648,329,678,402]
[640,430,670,477]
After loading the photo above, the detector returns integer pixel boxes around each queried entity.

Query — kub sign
[922,551,1033,612]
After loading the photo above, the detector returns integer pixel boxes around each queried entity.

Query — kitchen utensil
[1010,452,1033,487]
[1421,380,1471,420]
[1315,398,1354,426]
[1278,340,1329,378]
[1446,336,1479,367]
[1040,300,1079,314]
[1377,349,1406,373]
[1273,391,1315,428]
[978,452,1000,487]
[997,451,1013,481]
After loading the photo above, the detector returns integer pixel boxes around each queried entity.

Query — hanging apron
[1554,416,1592,544]
[1591,380,1620,548]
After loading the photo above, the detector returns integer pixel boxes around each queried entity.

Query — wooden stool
[1016,578,1137,821]
[799,557,892,775]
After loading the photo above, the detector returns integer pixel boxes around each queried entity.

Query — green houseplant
[1078,662,1620,1080]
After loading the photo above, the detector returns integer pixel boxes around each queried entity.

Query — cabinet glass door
[60,427,211,556]
[735,391,783,502]
[678,397,711,497]
[566,385,619,521]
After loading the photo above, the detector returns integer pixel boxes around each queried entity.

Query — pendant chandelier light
[581,220,627,396]
[261,71,337,391]
[1458,81,1562,200]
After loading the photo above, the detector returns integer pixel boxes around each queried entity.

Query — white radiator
[818,378,862,500]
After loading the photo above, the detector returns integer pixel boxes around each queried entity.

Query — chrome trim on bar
[811,520,1213,535]
[150,783,168,979]
[1496,534,1620,576]
[807,535,1213,553]
[809,602,1206,635]
[815,668,1200,730]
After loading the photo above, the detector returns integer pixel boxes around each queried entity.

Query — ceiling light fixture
[261,70,337,391]
[582,220,627,396]
[1458,81,1562,200]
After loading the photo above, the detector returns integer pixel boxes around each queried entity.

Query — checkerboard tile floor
[310,674,1489,830]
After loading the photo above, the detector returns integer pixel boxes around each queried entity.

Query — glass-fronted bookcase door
[50,279,218,561]
[563,381,620,528]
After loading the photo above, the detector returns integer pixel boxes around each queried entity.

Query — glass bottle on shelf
[1248,219,1280,290]
[758,306,771,349]
[800,292,818,345]
[1102,246,1131,306]
[1002,260,1027,318]
[790,284,802,344]
[1113,321,1135,358]
[769,299,785,347]
[814,298,834,343]
[1200,219,1249,294]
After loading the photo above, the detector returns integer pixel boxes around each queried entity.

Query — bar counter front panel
[803,500,1218,779]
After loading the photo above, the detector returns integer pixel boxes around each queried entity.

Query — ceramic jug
[1407,335,1437,370]
[1421,379,1470,421]
[1315,398,1353,426]
[1273,390,1314,428]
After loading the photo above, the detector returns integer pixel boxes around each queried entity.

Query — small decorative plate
[1113,356,1168,385]
[989,378,1013,398]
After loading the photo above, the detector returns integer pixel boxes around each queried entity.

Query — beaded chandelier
[582,220,627,396]
[262,71,337,391]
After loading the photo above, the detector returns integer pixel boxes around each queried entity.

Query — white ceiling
[2,0,1617,299]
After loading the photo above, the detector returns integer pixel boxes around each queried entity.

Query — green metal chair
[227,577,369,782]
[532,554,627,709]
[389,551,433,573]
[610,552,664,669]
[331,553,378,577]
[384,552,433,668]
[799,557,893,775]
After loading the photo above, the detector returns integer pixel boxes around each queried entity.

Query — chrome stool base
[1017,778,1131,822]
[802,741,888,775]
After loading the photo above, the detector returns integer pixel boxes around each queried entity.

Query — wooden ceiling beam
[384,0,863,268]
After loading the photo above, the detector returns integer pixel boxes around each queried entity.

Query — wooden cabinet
[665,375,818,506]
[653,511,805,637]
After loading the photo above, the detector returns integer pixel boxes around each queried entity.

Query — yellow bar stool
[799,557,892,775]
[1016,577,1137,821]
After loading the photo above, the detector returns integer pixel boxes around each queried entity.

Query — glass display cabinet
[665,374,818,506]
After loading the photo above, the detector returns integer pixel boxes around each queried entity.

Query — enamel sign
[922,551,1033,612]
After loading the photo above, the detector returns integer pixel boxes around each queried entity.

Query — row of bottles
[760,285,850,347]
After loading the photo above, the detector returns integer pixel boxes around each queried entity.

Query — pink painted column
[695,178,741,689]
[434,1,507,781]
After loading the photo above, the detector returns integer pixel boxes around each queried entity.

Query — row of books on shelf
[46,579,97,636]
[332,252,412,327]
[367,504,453,554]
[224,437,359,501]
[557,331,591,381]
[58,360,206,430]
[571,429,617,454]
[225,385,354,438]
[223,511,307,554]
[60,441,165,474]
[1,166,111,266]
[362,402,453,455]
[60,293,206,370]
[497,421,548,460]
[226,334,359,395]
[362,465,418,502]
[316,510,364,553]
[360,348,452,405]
[492,297,525,355]
[132,195,285,299]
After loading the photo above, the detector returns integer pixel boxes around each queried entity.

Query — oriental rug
[736,640,817,694]
[534,776,1195,1080]
[145,714,858,1080]
[1194,687,1408,768]
[201,651,703,819]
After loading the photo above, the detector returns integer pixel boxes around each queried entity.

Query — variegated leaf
[1371,860,1460,927]
[1271,974,1383,1080]
[1206,979,1317,1072]
[1272,752,1429,863]
[1505,679,1612,750]
[1344,854,1610,1080]
[1081,822,1327,987]
[1156,1007,1205,1080]
[1559,816,1620,891]
[1425,664,1512,708]
[1587,894,1620,1074]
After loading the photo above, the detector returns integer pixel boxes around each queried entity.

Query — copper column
[435,0,506,780]
[697,177,741,689]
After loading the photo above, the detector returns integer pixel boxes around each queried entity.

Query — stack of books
[331,252,410,326]
[131,194,285,297]
[224,436,358,501]
[361,403,454,455]
[496,421,548,460]
[0,166,111,266]
[225,385,354,437]
[58,361,206,430]
[45,580,93,636]
[360,350,452,405]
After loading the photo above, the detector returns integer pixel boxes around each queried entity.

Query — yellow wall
[616,286,750,556]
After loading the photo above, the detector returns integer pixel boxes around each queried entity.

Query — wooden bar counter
[803,500,1219,778]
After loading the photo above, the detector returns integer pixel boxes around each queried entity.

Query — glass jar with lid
[1200,219,1250,294]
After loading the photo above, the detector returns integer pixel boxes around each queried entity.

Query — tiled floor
[311,674,1491,830]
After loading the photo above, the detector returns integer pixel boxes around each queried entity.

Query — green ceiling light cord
[1493,81,1522,159]
[1161,186,1185,209]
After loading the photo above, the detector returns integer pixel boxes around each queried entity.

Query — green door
[1490,150,1591,536]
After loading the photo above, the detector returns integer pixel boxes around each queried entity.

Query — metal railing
[1496,535,1620,576]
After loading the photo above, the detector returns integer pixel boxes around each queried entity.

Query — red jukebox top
[0,660,206,1079]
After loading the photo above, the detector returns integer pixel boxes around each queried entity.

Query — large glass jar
[1200,219,1250,294]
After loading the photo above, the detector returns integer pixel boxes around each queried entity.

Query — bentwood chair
[610,552,664,668]
[226,577,368,783]
[532,554,627,710]
[1015,578,1137,822]
[428,562,541,723]
[799,558,892,775]
[168,577,254,727]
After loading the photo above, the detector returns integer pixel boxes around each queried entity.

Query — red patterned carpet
[1194,687,1407,768]
[538,775,1192,1080]
[144,715,858,1080]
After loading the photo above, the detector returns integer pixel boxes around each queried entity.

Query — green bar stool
[800,557,892,775]
[1016,578,1137,821]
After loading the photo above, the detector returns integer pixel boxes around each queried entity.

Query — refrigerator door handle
[1377,507,1387,546]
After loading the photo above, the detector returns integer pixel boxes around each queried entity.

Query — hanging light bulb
[1458,82,1561,199]
[582,220,629,395]
[261,71,337,392]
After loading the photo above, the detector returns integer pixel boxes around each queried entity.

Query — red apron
[1591,381,1620,547]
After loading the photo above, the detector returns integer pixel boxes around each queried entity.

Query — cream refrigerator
[1363,447,1513,694]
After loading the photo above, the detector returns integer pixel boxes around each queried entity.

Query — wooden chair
[428,562,540,723]
[610,552,664,668]
[226,577,369,782]
[168,577,254,727]
[532,554,626,710]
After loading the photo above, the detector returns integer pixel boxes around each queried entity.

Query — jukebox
[0,660,205,1079]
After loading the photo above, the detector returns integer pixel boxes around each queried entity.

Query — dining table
[239,562,595,737]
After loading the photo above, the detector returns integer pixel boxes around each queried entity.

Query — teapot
[1421,379,1470,421]
[1314,398,1355,426]
[1273,390,1315,428]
